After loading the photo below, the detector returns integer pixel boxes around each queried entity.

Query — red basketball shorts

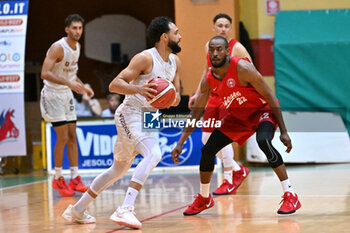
[218,105,278,146]
[202,94,229,133]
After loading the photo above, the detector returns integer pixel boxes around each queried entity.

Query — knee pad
[200,144,216,172]
[149,146,162,166]
[217,144,234,166]
[257,138,284,168]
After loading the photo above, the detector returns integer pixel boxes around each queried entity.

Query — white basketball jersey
[43,37,80,90]
[123,47,177,109]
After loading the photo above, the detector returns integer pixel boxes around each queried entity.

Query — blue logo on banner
[143,110,161,129]
[158,127,193,166]
[12,53,20,62]
[0,40,11,46]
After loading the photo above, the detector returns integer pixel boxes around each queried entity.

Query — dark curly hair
[147,16,173,43]
[65,14,84,27]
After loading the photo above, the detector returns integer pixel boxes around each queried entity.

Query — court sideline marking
[0,179,47,191]
[106,204,189,233]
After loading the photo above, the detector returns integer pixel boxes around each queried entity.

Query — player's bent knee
[200,145,216,172]
[150,147,162,165]
[256,138,284,168]
[150,152,162,166]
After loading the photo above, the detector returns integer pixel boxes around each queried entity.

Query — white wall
[85,14,146,63]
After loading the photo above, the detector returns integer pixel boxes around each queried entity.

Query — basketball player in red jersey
[189,13,251,195]
[172,36,301,216]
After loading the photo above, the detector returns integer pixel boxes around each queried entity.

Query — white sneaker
[110,206,142,229]
[62,204,96,224]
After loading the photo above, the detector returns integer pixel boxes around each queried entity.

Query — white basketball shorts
[40,86,77,123]
[113,103,159,161]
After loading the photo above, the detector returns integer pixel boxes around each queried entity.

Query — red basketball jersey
[206,56,267,120]
[206,39,237,97]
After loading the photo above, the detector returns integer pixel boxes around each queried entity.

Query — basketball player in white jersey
[40,14,92,197]
[62,16,182,229]
[188,13,252,195]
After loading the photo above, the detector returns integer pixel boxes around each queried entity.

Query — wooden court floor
[1,164,350,233]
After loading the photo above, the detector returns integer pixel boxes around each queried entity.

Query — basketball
[148,78,176,109]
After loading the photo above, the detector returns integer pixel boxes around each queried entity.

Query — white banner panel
[0,93,26,156]
[0,0,29,156]
[246,112,350,163]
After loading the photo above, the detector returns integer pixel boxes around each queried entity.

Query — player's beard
[211,56,227,68]
[168,39,181,53]
[72,34,81,42]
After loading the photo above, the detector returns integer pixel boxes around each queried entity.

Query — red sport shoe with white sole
[69,175,88,193]
[277,192,301,214]
[52,177,75,197]
[232,165,249,188]
[212,179,237,195]
[183,193,214,216]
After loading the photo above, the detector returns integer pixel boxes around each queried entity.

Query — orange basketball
[148,78,176,109]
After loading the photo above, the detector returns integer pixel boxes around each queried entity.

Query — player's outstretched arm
[109,52,157,100]
[172,76,211,164]
[237,59,292,153]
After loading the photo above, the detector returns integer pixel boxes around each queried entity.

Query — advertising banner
[0,0,28,156]
[46,120,207,173]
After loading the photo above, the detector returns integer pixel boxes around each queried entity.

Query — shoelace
[71,179,79,186]
[189,194,201,207]
[119,206,136,215]
[72,206,92,220]
[82,212,94,220]
[217,180,229,189]
[71,176,81,185]
[61,179,71,189]
[279,194,291,205]
[57,178,66,189]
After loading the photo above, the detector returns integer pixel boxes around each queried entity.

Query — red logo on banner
[0,75,20,83]
[0,109,19,142]
[0,19,23,26]
[265,0,280,15]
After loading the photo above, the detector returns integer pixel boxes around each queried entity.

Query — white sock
[232,161,241,172]
[122,187,139,207]
[74,191,95,214]
[70,166,79,179]
[200,183,210,198]
[281,179,295,195]
[224,170,233,184]
[54,167,62,179]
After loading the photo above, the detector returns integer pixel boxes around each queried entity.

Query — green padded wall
[274,9,350,133]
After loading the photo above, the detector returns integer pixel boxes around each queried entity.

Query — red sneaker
[183,194,214,216]
[277,192,301,214]
[69,175,88,193]
[232,165,249,188]
[52,177,75,197]
[212,179,237,195]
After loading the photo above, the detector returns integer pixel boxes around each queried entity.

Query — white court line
[101,190,350,198]
[0,179,47,191]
